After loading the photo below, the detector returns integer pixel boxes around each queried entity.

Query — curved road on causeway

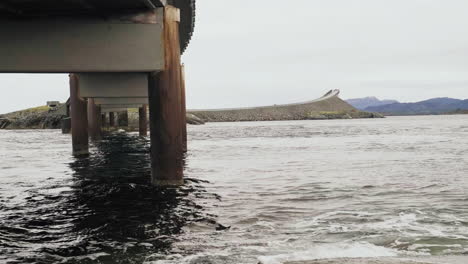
[190,89,342,112]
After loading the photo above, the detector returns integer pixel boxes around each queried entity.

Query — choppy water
[1,115,468,264]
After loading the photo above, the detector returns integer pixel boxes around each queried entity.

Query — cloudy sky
[1,0,467,113]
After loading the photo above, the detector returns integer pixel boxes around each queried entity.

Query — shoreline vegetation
[0,90,383,130]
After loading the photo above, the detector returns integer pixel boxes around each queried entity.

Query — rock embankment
[126,111,205,128]
[0,118,10,129]
[186,113,205,125]
[190,90,383,122]
[0,105,205,130]
[0,105,66,129]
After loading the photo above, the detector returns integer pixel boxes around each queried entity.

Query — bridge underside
[0,0,166,16]
[0,0,195,53]
[0,2,192,185]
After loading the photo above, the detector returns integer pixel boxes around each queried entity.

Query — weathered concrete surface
[190,90,383,122]
[0,17,165,73]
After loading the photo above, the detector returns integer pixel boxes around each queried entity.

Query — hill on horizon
[346,97,399,110]
[364,97,468,115]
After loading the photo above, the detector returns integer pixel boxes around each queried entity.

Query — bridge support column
[109,112,115,127]
[139,105,148,137]
[97,107,103,134]
[180,64,188,153]
[69,74,89,155]
[101,113,106,129]
[118,111,129,127]
[87,98,102,140]
[147,6,184,186]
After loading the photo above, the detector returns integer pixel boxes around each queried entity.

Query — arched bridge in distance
[0,0,196,186]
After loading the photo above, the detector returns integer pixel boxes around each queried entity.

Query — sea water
[1,115,468,263]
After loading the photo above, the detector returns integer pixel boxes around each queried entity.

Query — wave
[257,242,399,264]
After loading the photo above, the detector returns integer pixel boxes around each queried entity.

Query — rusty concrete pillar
[97,106,103,134]
[147,6,184,186]
[109,112,115,127]
[101,113,106,128]
[61,117,71,134]
[180,64,188,153]
[118,111,129,127]
[139,105,148,137]
[69,74,89,155]
[87,98,101,140]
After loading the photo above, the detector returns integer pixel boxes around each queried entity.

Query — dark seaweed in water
[0,133,217,264]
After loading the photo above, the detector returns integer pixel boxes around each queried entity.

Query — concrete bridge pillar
[87,98,102,140]
[139,105,148,137]
[69,74,89,155]
[101,113,107,130]
[148,6,184,186]
[109,112,115,127]
[118,111,129,127]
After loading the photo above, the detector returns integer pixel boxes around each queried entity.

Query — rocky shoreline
[0,106,66,129]
[0,106,206,130]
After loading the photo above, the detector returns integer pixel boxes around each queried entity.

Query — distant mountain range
[347,97,468,115]
[346,97,399,110]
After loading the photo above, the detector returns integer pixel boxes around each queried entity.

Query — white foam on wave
[257,242,398,264]
[295,210,468,242]
[291,210,384,229]
[365,212,468,240]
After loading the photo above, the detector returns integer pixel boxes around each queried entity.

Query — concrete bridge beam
[69,74,89,155]
[148,6,184,186]
[95,98,149,106]
[0,12,164,73]
[101,108,130,113]
[79,73,148,98]
[100,104,143,110]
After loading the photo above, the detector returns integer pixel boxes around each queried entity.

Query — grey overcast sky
[1,0,468,114]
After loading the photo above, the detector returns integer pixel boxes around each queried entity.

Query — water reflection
[2,133,215,263]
